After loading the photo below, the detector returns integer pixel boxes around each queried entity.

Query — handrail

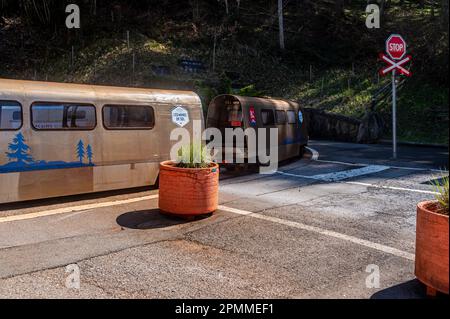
[369,77,406,112]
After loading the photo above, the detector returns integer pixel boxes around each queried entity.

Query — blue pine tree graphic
[6,133,33,165]
[86,144,93,165]
[76,140,85,163]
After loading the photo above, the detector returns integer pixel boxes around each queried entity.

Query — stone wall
[303,108,384,143]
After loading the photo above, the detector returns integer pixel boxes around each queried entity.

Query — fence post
[309,65,313,82]
[320,77,324,96]
[126,30,130,49]
[212,32,217,72]
[71,45,75,69]
[132,52,135,83]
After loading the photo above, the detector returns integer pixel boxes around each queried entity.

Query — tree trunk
[335,0,345,17]
[442,0,449,30]
[379,0,386,25]
[224,0,229,15]
[191,0,199,22]
[278,0,285,50]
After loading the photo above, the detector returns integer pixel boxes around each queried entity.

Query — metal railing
[369,77,406,112]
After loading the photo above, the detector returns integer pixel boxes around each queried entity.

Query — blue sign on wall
[178,59,205,73]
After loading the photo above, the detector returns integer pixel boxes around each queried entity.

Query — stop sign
[386,34,407,60]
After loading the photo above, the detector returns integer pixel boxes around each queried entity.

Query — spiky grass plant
[175,144,212,169]
[432,175,449,216]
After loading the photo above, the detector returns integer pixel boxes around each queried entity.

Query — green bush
[237,84,264,97]
[432,175,449,215]
[194,81,218,115]
[175,144,212,169]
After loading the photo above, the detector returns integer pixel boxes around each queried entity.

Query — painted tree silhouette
[86,144,93,165]
[76,140,85,163]
[6,133,33,164]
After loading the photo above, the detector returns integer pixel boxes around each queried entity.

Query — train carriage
[206,94,308,164]
[0,78,203,204]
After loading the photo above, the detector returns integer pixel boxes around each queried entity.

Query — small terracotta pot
[158,161,219,217]
[415,201,449,295]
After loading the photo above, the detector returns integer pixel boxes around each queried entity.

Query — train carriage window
[31,102,96,130]
[0,101,22,130]
[286,110,296,124]
[261,109,275,126]
[103,105,154,129]
[276,110,287,124]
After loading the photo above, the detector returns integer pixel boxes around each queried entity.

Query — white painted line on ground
[306,145,446,172]
[276,171,318,180]
[346,181,439,195]
[308,165,390,182]
[218,205,415,261]
[315,159,367,167]
[0,195,159,224]
[315,159,448,173]
[277,165,390,182]
[305,146,319,160]
[277,169,439,194]
[388,165,448,173]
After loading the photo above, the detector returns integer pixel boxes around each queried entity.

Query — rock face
[303,108,384,143]
[356,111,385,144]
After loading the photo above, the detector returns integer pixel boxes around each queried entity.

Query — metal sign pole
[392,69,397,159]
[381,34,411,159]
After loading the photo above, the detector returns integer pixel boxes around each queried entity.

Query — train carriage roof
[209,94,300,110]
[0,78,201,105]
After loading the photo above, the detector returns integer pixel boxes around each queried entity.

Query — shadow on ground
[116,209,211,230]
[371,279,448,299]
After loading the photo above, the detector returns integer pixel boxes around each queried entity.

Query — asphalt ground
[0,140,448,299]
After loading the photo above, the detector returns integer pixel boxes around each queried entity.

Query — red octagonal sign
[386,34,407,60]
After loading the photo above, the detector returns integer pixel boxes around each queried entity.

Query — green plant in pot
[432,176,449,215]
[175,144,212,168]
[415,174,449,296]
[158,143,219,217]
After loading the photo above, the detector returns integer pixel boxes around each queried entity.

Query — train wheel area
[0,140,448,299]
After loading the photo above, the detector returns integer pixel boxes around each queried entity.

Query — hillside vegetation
[0,0,448,144]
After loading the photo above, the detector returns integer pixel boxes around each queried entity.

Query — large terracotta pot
[415,201,449,295]
[158,161,219,217]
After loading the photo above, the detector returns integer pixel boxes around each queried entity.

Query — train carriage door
[99,104,158,189]
[286,109,299,157]
[275,109,288,161]
[297,107,307,147]
[206,95,244,163]
[259,107,276,165]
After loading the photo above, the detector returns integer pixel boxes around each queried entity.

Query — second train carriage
[0,78,203,204]
[206,94,308,164]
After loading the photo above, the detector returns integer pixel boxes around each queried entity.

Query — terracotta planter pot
[158,161,219,217]
[415,201,449,295]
